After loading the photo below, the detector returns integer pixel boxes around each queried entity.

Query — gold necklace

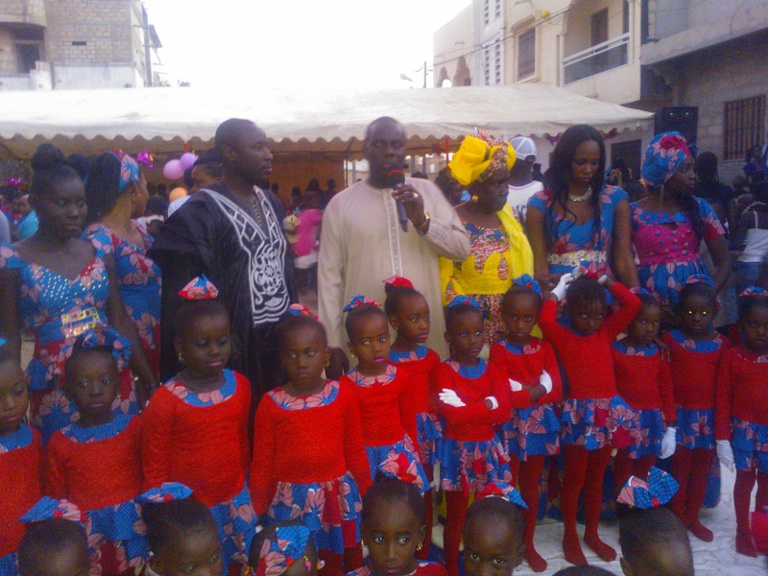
[568,186,593,202]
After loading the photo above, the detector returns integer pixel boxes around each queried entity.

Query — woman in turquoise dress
[0,144,157,441]
[526,124,638,292]
[83,150,162,377]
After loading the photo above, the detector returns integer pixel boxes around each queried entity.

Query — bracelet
[416,211,430,234]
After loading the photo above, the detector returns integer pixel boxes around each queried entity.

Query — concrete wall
[0,0,47,27]
[52,64,136,89]
[0,28,18,75]
[656,31,768,185]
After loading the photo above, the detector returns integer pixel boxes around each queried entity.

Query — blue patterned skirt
[502,404,561,460]
[0,553,15,576]
[732,417,768,474]
[675,407,715,450]
[561,396,640,450]
[366,435,430,494]
[625,408,665,459]
[88,499,147,572]
[265,472,363,554]
[638,258,710,308]
[415,412,443,466]
[208,482,257,567]
[439,436,512,493]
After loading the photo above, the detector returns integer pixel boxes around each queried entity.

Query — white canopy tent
[0,84,653,160]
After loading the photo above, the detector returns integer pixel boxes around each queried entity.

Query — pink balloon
[163,159,184,180]
[179,152,198,170]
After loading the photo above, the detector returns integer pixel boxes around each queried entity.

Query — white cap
[509,137,537,161]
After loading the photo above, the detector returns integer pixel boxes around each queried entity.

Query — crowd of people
[0,115,767,576]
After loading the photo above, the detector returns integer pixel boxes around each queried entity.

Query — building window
[483,47,491,85]
[610,139,642,183]
[483,0,490,25]
[724,95,766,162]
[591,8,609,46]
[622,1,630,35]
[517,28,535,80]
[495,0,502,19]
[494,42,502,84]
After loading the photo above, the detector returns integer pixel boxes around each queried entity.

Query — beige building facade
[0,0,160,91]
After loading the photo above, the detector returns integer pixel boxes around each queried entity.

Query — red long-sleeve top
[431,360,511,442]
[539,282,641,399]
[0,425,43,557]
[611,343,676,421]
[660,331,729,410]
[46,415,142,511]
[340,366,418,449]
[141,370,251,507]
[390,348,441,428]
[249,381,372,515]
[715,347,768,440]
[488,338,563,407]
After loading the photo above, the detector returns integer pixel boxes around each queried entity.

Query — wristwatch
[415,211,430,234]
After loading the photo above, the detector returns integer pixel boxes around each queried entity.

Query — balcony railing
[563,33,629,85]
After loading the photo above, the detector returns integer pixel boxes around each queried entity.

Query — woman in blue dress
[526,124,638,292]
[0,144,157,441]
[83,150,162,377]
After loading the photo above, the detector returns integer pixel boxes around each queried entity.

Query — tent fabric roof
[0,84,652,159]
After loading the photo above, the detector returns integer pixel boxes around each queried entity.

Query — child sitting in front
[340,295,428,491]
[350,478,448,576]
[46,339,145,574]
[540,273,641,565]
[616,468,694,576]
[432,296,512,576]
[141,276,256,571]
[461,492,525,576]
[0,338,43,575]
[488,275,560,573]
[715,287,768,556]
[250,304,371,575]
[138,483,223,576]
[18,498,90,576]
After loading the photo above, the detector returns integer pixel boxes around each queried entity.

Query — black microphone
[387,168,408,233]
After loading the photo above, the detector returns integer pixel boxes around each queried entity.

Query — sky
[143,0,471,90]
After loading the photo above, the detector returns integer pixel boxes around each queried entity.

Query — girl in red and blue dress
[383,276,441,559]
[340,295,428,493]
[539,272,641,565]
[250,304,371,576]
[432,296,512,576]
[46,340,145,575]
[349,478,448,576]
[661,278,729,543]
[141,276,256,572]
[0,339,43,575]
[611,289,678,493]
[488,275,561,573]
[715,287,768,557]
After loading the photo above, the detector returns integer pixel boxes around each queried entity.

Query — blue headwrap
[511,274,542,297]
[616,467,679,509]
[641,132,692,187]
[107,150,141,193]
[446,295,480,310]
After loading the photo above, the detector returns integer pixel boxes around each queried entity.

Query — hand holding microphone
[388,169,428,233]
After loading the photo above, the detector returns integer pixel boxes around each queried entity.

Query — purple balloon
[179,152,198,170]
[163,159,185,181]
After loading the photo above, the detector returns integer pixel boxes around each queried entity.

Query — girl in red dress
[661,278,728,543]
[715,288,768,556]
[340,296,428,493]
[46,341,145,574]
[432,297,512,576]
[348,478,448,576]
[488,275,560,573]
[383,277,441,559]
[539,273,641,565]
[141,276,256,572]
[0,340,43,575]
[250,305,371,575]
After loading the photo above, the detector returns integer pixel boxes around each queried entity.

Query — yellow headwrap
[448,130,516,187]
